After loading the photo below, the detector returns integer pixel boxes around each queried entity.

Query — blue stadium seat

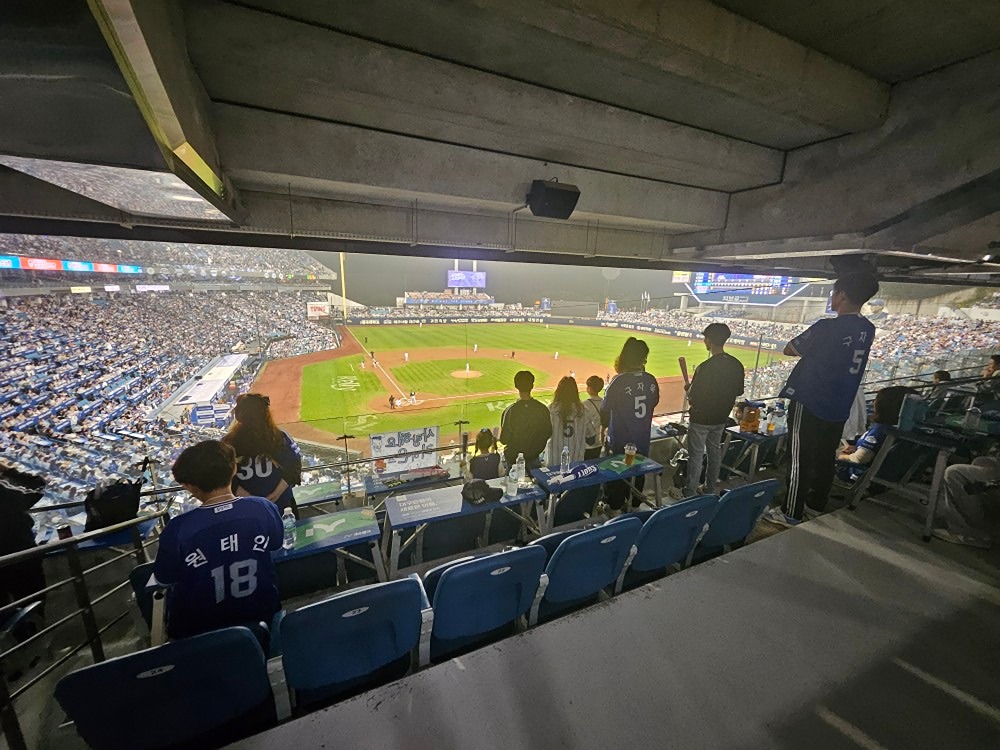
[278,576,431,713]
[422,546,547,665]
[128,562,156,629]
[692,479,779,562]
[54,626,274,750]
[529,518,642,625]
[420,513,487,563]
[611,495,720,591]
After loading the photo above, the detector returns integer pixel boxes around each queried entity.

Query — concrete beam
[238,0,888,148]
[214,103,727,232]
[708,51,1000,253]
[90,0,235,210]
[0,6,163,169]
[183,1,782,192]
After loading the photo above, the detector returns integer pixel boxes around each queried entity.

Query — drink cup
[624,443,637,465]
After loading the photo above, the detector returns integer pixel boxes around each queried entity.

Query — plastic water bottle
[282,507,296,550]
[560,445,571,475]
[515,453,526,487]
[506,463,518,496]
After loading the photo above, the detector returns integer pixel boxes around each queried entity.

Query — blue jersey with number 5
[602,371,660,455]
[780,314,876,422]
[152,497,283,639]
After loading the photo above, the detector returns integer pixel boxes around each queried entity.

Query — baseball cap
[702,323,731,344]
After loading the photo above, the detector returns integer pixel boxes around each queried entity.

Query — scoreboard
[687,273,812,306]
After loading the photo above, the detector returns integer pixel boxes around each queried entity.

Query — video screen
[447,270,486,288]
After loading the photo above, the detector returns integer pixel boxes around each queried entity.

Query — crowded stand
[1,235,333,280]
[0,290,339,535]
[348,303,546,319]
[403,290,494,304]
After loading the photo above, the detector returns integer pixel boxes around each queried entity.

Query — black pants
[783,400,844,519]
[606,475,645,511]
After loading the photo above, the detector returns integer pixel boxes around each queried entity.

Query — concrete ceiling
[0,0,999,284]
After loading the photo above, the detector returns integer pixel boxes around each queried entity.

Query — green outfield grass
[293,323,782,440]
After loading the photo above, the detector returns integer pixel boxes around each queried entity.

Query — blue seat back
[431,546,546,640]
[553,485,600,526]
[698,479,779,549]
[630,495,720,571]
[55,627,272,750]
[280,578,423,692]
[543,518,642,602]
[530,529,578,563]
[423,555,476,602]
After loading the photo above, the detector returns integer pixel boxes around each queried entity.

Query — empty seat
[420,514,487,563]
[692,479,779,562]
[278,576,430,713]
[529,518,642,625]
[54,626,274,750]
[422,546,547,664]
[552,485,601,527]
[612,495,720,592]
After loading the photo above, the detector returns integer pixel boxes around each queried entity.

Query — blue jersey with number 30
[153,496,283,639]
[232,432,301,510]
[780,314,876,422]
[602,371,660,455]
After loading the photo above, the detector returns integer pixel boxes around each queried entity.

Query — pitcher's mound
[451,370,482,379]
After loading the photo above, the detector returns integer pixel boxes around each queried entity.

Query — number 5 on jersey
[634,395,647,418]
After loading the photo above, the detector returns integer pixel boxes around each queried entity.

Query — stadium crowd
[0,290,338,533]
[1,235,333,278]
[349,303,547,319]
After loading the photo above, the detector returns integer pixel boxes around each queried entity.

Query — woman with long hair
[546,376,588,467]
[470,428,501,480]
[601,337,659,511]
[222,393,303,515]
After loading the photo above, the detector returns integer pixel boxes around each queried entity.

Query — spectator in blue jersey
[153,441,283,640]
[602,337,660,511]
[835,386,915,482]
[766,273,880,526]
[222,393,303,516]
[546,376,588,466]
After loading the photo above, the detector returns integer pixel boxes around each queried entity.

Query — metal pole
[749,335,764,398]
[65,545,105,663]
[339,251,349,321]
[0,671,28,750]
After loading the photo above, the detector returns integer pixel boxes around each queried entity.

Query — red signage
[23,256,60,271]
[94,262,118,273]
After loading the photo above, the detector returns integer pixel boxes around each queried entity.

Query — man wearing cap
[684,323,745,496]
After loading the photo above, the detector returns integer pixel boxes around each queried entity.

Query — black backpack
[83,459,147,532]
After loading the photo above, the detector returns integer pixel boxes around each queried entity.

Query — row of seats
[55,480,780,750]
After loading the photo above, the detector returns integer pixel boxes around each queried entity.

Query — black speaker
[526,180,580,220]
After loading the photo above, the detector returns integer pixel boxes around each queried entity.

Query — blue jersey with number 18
[152,496,283,640]
[602,371,660,455]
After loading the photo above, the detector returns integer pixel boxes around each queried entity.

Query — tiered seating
[56,480,785,748]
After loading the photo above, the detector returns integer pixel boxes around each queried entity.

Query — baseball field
[253,323,779,450]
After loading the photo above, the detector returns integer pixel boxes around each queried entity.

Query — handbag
[83,458,147,531]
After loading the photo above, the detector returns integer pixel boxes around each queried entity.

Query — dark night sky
[309,251,681,310]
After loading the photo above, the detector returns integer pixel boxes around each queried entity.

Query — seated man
[977,355,1000,402]
[934,454,999,549]
[153,440,283,640]
[835,386,915,483]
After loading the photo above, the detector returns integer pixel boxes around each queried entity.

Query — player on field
[153,440,283,640]
[404,352,409,362]
[765,272,879,526]
[222,393,303,516]
[601,337,659,511]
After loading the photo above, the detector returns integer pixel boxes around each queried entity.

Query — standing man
[684,323,745,496]
[473,343,478,353]
[499,371,552,471]
[404,352,409,363]
[583,375,605,459]
[389,394,395,410]
[766,273,880,525]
